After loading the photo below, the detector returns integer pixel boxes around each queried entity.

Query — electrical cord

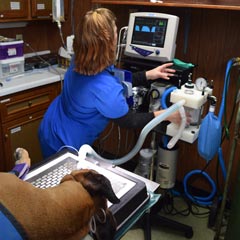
[57,145,79,155]
[159,189,210,219]
[124,129,138,153]
[56,21,67,50]
[124,129,130,152]
[96,122,115,155]
[70,0,75,35]
[162,194,191,217]
[24,42,65,89]
[115,125,121,158]
[117,43,125,67]
[215,62,240,194]
[214,59,240,239]
[222,72,240,143]
[96,121,139,160]
[116,26,128,64]
[214,59,239,192]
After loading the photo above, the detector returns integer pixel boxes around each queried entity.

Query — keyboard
[27,157,78,189]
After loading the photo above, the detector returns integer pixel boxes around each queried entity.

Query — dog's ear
[73,170,120,204]
[91,209,117,240]
[60,174,75,183]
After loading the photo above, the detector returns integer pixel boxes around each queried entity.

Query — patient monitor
[124,12,179,62]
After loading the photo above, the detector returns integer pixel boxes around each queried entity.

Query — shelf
[92,1,240,11]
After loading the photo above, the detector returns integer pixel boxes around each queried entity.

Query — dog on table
[0,148,120,240]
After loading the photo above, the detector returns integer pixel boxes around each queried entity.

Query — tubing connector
[233,57,240,66]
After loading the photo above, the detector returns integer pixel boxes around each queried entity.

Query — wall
[0,0,93,55]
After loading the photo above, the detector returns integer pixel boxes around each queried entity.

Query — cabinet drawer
[0,0,29,20]
[0,83,59,123]
[1,109,45,170]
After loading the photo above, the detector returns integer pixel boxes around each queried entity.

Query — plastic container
[134,148,155,179]
[0,40,24,60]
[0,56,25,78]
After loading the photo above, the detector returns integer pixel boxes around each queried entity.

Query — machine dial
[195,77,207,91]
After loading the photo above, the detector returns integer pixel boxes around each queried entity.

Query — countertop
[0,66,66,97]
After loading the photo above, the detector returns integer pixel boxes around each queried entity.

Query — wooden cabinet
[0,82,61,172]
[92,0,240,10]
[31,0,69,20]
[0,0,69,21]
[0,0,30,20]
[31,0,53,19]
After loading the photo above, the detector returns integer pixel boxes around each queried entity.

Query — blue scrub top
[39,62,129,157]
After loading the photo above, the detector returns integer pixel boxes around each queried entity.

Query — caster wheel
[185,229,193,238]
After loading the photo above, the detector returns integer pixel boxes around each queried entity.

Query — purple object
[11,163,30,180]
[0,41,24,60]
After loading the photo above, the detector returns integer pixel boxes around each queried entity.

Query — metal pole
[214,101,240,239]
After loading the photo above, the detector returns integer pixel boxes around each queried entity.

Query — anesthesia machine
[165,75,213,144]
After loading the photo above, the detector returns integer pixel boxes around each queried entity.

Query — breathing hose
[161,86,177,109]
[78,100,186,166]
[160,86,178,148]
[183,58,236,206]
[183,170,217,206]
[160,86,217,205]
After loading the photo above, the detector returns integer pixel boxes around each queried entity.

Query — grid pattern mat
[25,156,136,203]
[26,157,78,189]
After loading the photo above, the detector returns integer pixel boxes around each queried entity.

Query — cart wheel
[185,229,193,238]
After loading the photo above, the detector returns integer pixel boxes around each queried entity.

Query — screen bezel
[124,12,179,62]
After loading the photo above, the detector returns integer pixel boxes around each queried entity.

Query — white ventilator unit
[166,79,213,143]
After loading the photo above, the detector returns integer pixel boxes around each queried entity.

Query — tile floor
[83,191,228,240]
[121,195,217,240]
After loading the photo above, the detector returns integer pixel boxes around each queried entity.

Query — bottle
[134,148,156,179]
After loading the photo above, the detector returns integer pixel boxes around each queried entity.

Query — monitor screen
[124,12,179,62]
[131,17,168,48]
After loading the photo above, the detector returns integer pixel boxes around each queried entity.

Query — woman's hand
[154,109,192,126]
[145,62,176,80]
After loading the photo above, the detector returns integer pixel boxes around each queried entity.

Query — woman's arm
[112,110,155,129]
[112,106,191,130]
[132,62,176,87]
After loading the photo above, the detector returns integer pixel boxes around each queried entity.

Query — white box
[0,56,24,79]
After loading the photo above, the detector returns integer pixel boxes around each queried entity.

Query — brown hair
[73,8,117,75]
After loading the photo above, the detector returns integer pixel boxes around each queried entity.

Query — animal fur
[0,168,120,240]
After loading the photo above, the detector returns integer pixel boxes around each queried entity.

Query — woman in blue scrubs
[38,8,184,159]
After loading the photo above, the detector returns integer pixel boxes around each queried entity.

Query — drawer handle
[4,134,8,139]
[28,101,32,107]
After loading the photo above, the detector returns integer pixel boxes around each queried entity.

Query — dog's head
[60,169,120,240]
